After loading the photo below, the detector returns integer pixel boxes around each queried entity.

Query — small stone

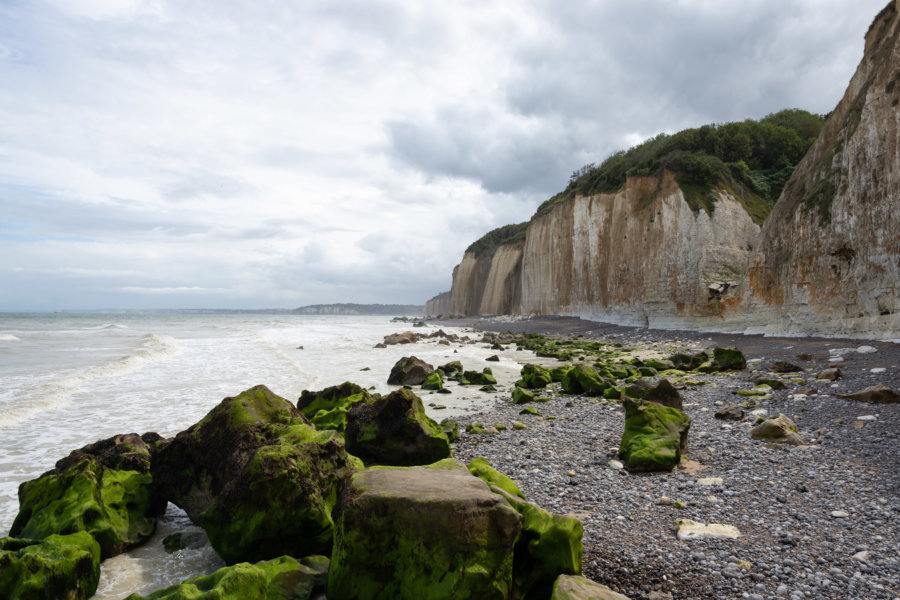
[856,415,876,421]
[856,345,877,354]
[851,421,866,429]
[830,510,850,518]
[697,477,723,487]
[675,519,741,540]
[658,496,672,505]
[816,368,842,381]
[512,421,528,430]
[566,470,576,477]
[673,500,687,509]
[870,367,886,373]
[851,550,870,562]
[608,459,624,470]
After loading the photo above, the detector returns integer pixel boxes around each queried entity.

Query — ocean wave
[0,334,182,429]
[0,334,20,341]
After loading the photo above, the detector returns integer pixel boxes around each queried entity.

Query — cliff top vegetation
[465,222,529,258]
[536,109,827,224]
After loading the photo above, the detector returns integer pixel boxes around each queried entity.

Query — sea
[0,311,529,598]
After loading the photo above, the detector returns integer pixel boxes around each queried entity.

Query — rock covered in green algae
[696,346,747,372]
[440,418,459,442]
[489,486,583,600]
[0,532,101,600]
[328,459,522,600]
[344,387,451,466]
[550,365,573,383]
[750,414,805,445]
[123,555,329,600]
[561,365,610,396]
[463,368,497,385]
[643,378,684,410]
[512,386,535,404]
[467,456,526,500]
[437,361,464,378]
[551,574,632,599]
[10,432,164,559]
[520,364,552,389]
[297,381,372,432]
[666,351,709,371]
[422,371,444,390]
[387,356,435,385]
[153,385,361,564]
[618,399,690,472]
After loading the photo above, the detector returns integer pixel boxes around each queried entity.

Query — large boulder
[153,385,361,564]
[0,532,101,600]
[297,381,373,432]
[837,384,900,404]
[667,351,708,371]
[467,457,526,500]
[490,487,583,600]
[328,459,522,600]
[551,575,632,600]
[697,346,747,372]
[561,365,609,396]
[387,356,434,385]
[618,399,690,472]
[463,368,498,386]
[750,414,805,445]
[422,371,444,391]
[344,388,451,466]
[10,432,164,559]
[520,364,552,389]
[123,555,329,600]
[383,331,419,345]
[643,379,683,410]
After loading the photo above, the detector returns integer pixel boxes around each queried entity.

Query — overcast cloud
[0,0,887,310]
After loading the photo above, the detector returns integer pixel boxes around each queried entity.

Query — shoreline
[436,315,900,599]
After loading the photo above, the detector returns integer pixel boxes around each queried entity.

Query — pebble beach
[439,316,900,600]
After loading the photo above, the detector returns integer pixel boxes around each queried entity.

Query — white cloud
[0,0,888,309]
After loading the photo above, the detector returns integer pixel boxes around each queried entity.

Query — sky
[0,0,888,310]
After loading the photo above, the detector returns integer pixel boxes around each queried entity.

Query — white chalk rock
[675,519,741,540]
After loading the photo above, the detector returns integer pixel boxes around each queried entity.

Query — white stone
[675,519,741,540]
[828,357,845,363]
[697,477,723,487]
[789,394,808,401]
[856,415,876,421]
[851,550,871,562]
[830,510,850,518]
[608,459,624,470]
[829,348,855,356]
[870,367,886,373]
[750,408,768,417]
[856,345,877,354]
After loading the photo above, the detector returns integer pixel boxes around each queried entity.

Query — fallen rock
[520,364,553,389]
[643,378,683,410]
[675,519,741,540]
[345,388,450,466]
[562,365,610,396]
[387,356,435,385]
[714,404,745,421]
[440,418,459,442]
[437,361,464,377]
[771,361,802,373]
[513,386,535,404]
[816,368,842,381]
[698,347,746,372]
[856,345,877,354]
[297,381,372,432]
[123,555,329,600]
[10,432,164,559]
[490,486,583,600]
[618,399,690,472]
[468,456,526,499]
[422,371,444,391]
[0,532,101,600]
[328,459,522,600]
[153,385,360,563]
[551,574,632,599]
[837,384,900,404]
[383,331,419,345]
[750,414,805,445]
[486,354,500,362]
[462,368,497,386]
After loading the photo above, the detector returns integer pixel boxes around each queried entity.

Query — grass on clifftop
[536,109,826,224]
[466,222,529,258]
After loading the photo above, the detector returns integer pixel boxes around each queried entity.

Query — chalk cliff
[739,0,900,337]
[424,291,451,318]
[433,1,899,339]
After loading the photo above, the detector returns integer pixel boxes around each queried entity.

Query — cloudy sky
[0,0,887,310]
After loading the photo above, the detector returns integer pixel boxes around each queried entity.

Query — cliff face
[447,241,524,316]
[519,172,761,327]
[424,291,451,318]
[740,1,900,337]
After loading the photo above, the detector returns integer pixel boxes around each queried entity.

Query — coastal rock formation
[424,291,451,318]
[297,381,372,432]
[344,388,451,466]
[10,432,163,559]
[619,399,691,472]
[551,575,633,600]
[387,356,434,385]
[750,414,805,445]
[741,1,900,337]
[0,532,101,600]
[327,459,522,600]
[430,1,899,339]
[123,555,329,600]
[152,385,361,563]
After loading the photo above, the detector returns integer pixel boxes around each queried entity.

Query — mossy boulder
[623,379,653,399]
[344,388,451,466]
[328,459,522,600]
[750,414,805,445]
[463,368,497,386]
[603,387,622,400]
[550,365,573,383]
[387,356,435,386]
[618,399,690,472]
[667,351,708,371]
[0,532,100,600]
[520,364,552,389]
[643,378,683,410]
[697,346,747,372]
[513,386,535,405]
[123,555,329,600]
[153,385,360,564]
[561,365,609,396]
[422,371,444,391]
[297,381,373,433]
[519,406,540,416]
[490,487,583,600]
[642,358,675,371]
[551,574,632,599]
[437,361,464,378]
[439,418,459,442]
[10,432,163,559]
[467,457,525,500]
[465,422,499,435]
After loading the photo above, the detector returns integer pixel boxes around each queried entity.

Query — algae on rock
[0,532,101,600]
[618,399,691,472]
